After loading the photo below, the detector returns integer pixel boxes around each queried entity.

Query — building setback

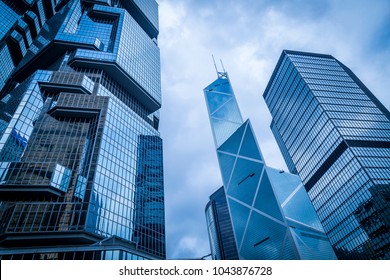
[263,50,390,259]
[204,68,336,259]
[0,0,165,260]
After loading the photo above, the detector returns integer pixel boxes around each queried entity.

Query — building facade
[205,186,239,260]
[204,69,336,259]
[0,0,60,94]
[263,50,390,259]
[0,0,165,260]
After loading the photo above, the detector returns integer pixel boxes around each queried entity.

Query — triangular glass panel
[227,157,264,206]
[266,167,301,205]
[205,91,232,115]
[211,117,241,147]
[240,211,288,260]
[217,152,236,187]
[217,122,246,155]
[292,228,336,260]
[238,122,263,161]
[253,172,284,222]
[283,187,324,232]
[280,231,297,259]
[214,80,233,94]
[211,98,243,123]
[291,230,314,260]
[204,78,231,94]
[227,197,250,248]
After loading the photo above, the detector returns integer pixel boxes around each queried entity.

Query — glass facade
[0,0,165,260]
[204,71,336,259]
[205,186,239,260]
[0,0,56,93]
[263,50,390,259]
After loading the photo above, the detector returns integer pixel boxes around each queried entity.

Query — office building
[263,50,390,259]
[205,186,239,260]
[203,68,336,259]
[0,0,165,260]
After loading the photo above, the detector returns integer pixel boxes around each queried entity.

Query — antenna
[211,55,228,79]
[220,59,226,73]
[211,54,219,77]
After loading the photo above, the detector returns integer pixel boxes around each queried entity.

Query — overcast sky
[157,0,390,259]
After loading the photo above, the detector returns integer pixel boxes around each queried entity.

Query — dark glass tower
[204,68,336,259]
[263,50,390,259]
[205,186,239,260]
[0,0,165,260]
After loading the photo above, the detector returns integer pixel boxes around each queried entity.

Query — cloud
[170,236,210,259]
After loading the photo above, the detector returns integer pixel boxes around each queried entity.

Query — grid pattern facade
[205,186,239,260]
[0,1,19,42]
[1,249,150,260]
[263,50,390,259]
[204,72,336,259]
[270,120,297,175]
[0,0,55,93]
[133,0,159,31]
[0,0,165,260]
[0,45,14,94]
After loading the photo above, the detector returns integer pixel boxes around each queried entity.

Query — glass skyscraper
[205,186,239,260]
[204,69,336,259]
[263,50,390,259]
[0,0,165,260]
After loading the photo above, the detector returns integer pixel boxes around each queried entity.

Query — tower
[0,0,165,260]
[203,63,336,259]
[263,50,390,259]
[205,186,239,260]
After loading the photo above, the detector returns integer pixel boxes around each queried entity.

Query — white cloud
[170,236,210,259]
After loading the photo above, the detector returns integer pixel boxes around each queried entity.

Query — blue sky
[157,0,390,259]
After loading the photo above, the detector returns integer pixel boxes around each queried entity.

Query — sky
[157,0,390,259]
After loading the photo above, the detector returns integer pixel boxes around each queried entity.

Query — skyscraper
[205,186,239,260]
[263,50,390,259]
[204,68,336,260]
[0,0,165,260]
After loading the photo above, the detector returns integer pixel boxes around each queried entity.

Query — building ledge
[69,55,160,112]
[0,231,100,248]
[0,184,65,200]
